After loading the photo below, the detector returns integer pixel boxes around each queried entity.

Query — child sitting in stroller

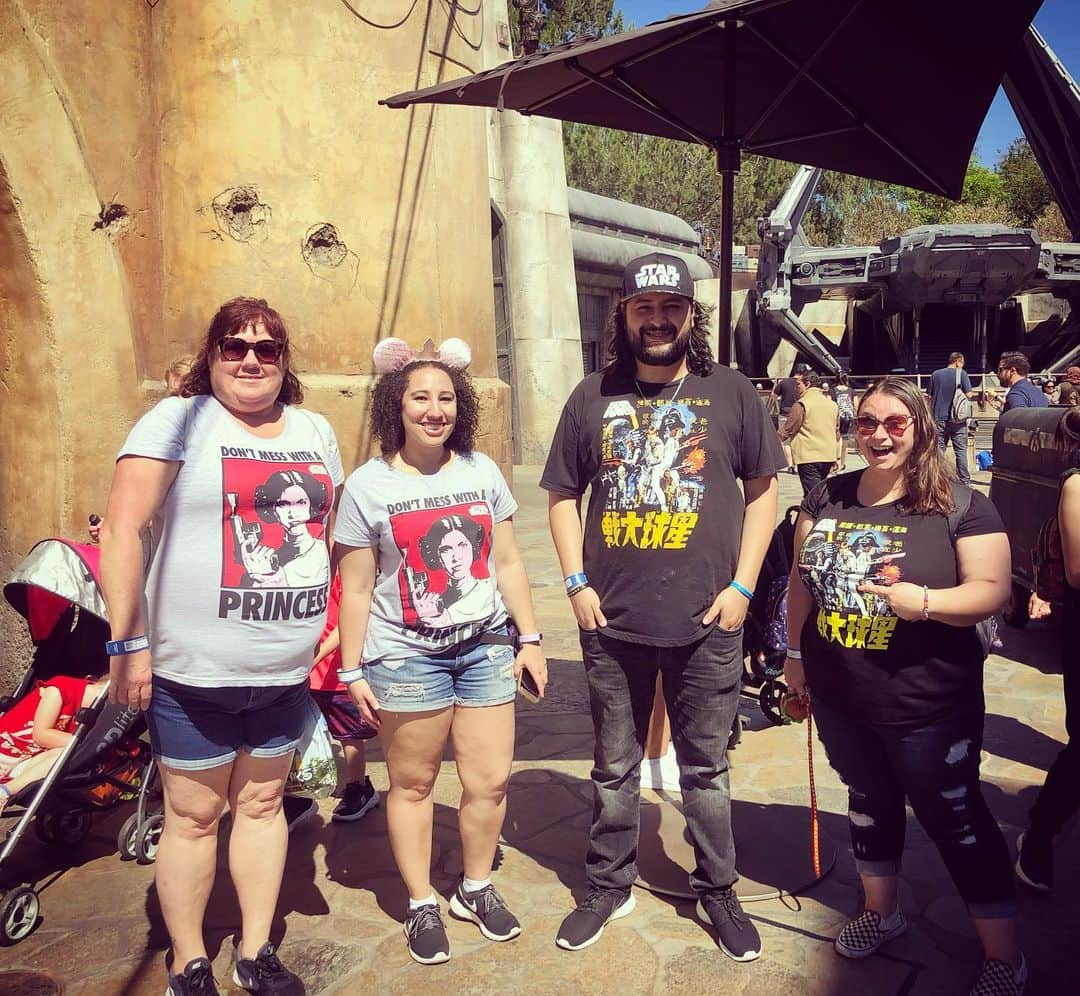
[0,674,108,815]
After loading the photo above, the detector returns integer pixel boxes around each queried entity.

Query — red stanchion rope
[807,703,821,879]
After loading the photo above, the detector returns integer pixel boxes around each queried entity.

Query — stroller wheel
[135,812,165,864]
[0,886,40,945]
[759,679,789,727]
[35,807,93,847]
[117,812,141,861]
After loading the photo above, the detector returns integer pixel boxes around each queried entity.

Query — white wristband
[337,666,366,685]
[786,647,802,660]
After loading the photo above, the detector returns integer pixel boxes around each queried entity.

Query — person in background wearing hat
[1057,367,1080,407]
[542,252,786,961]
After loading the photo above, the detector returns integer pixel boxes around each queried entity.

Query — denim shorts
[146,676,309,772]
[363,631,518,712]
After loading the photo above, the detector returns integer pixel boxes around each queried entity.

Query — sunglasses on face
[855,414,913,436]
[217,336,284,364]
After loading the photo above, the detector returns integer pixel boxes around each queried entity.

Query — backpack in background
[949,367,972,423]
[1032,513,1067,602]
[947,485,1002,657]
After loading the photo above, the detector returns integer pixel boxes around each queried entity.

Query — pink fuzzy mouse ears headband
[372,337,472,375]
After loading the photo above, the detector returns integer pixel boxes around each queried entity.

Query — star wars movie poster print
[217,450,334,621]
[797,518,910,652]
[598,396,709,550]
[386,496,497,643]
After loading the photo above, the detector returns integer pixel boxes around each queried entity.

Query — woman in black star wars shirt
[784,377,1027,995]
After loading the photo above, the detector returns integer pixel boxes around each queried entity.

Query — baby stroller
[0,539,150,945]
[740,505,799,727]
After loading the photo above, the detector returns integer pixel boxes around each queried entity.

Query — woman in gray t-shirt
[333,339,547,965]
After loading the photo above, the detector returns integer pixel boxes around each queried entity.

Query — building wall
[0,0,508,689]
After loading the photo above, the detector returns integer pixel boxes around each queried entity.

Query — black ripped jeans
[812,698,1017,918]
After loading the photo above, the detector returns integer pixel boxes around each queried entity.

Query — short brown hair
[998,351,1030,377]
[179,297,303,405]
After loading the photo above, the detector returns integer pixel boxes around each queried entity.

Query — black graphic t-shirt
[798,473,1005,726]
[541,366,787,646]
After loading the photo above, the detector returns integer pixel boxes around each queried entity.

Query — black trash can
[989,406,1079,626]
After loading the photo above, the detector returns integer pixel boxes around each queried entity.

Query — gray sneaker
[449,879,521,941]
[555,887,636,951]
[404,903,451,965]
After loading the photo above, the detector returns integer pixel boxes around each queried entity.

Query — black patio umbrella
[383,0,1043,366]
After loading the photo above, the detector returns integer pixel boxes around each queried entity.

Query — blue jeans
[936,418,970,484]
[812,697,1016,917]
[579,626,743,894]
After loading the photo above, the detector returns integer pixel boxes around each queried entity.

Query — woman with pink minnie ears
[333,337,547,965]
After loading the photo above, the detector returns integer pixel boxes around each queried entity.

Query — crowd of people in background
[16,256,1061,996]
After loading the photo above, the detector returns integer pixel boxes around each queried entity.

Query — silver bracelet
[337,666,367,685]
[786,647,803,660]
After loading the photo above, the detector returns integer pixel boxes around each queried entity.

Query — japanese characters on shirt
[797,516,911,653]
[598,394,712,551]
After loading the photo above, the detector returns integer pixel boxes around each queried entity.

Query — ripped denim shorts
[363,626,518,712]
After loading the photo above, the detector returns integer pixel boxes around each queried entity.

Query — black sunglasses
[217,336,284,364]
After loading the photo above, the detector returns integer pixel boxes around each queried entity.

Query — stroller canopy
[4,540,108,642]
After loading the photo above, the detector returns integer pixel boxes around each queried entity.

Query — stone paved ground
[1,462,1074,995]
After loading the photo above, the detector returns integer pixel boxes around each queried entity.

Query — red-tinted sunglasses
[855,414,913,437]
[217,336,284,364]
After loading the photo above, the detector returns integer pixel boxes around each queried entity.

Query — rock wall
[0,0,507,689]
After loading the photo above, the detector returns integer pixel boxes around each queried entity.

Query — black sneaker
[449,879,521,941]
[166,955,220,996]
[834,908,907,959]
[970,954,1028,995]
[696,887,762,962]
[1015,831,1053,893]
[282,796,317,835]
[404,903,451,965]
[555,887,636,951]
[232,941,303,994]
[332,777,380,823]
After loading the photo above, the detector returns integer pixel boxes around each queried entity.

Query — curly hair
[605,299,716,377]
[418,514,486,570]
[857,376,956,516]
[369,360,479,457]
[253,469,330,524]
[179,297,304,405]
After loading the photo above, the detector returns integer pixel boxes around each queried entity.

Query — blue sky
[615,0,1079,166]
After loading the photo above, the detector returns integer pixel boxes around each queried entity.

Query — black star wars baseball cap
[621,252,695,302]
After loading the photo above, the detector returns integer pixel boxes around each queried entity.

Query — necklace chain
[634,373,688,404]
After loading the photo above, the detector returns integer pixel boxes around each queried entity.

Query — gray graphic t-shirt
[334,452,517,662]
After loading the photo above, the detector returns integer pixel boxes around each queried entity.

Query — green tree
[997,138,1053,226]
[510,0,623,55]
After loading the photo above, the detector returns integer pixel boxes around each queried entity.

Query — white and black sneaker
[555,887,636,951]
[232,942,303,994]
[282,796,318,835]
[834,909,907,959]
[404,903,451,965]
[449,880,521,941]
[696,887,762,962]
[970,954,1027,995]
[332,777,380,823]
[165,953,220,996]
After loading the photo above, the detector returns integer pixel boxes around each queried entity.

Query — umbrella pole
[716,19,740,368]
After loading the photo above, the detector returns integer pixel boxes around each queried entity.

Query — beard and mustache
[630,320,691,367]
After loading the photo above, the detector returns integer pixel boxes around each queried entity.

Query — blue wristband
[728,580,753,600]
[105,635,150,656]
[564,572,588,594]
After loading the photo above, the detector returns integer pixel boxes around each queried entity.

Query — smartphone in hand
[517,667,541,703]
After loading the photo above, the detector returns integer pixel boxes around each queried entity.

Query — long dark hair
[370,360,479,457]
[605,300,716,377]
[180,297,304,405]
[858,376,955,515]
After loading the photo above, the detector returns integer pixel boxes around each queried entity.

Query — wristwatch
[517,632,543,645]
